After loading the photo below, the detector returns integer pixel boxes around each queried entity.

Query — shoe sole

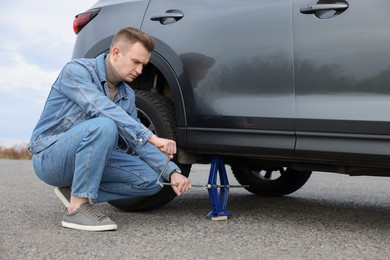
[62,221,117,231]
[54,187,70,208]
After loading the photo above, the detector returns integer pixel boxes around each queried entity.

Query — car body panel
[72,0,150,59]
[142,0,297,155]
[293,0,390,162]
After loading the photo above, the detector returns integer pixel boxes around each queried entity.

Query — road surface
[1,160,390,259]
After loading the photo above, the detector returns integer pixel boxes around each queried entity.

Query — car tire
[108,90,191,211]
[231,166,311,196]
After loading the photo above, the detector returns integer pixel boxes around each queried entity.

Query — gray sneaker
[62,203,117,231]
[54,187,71,208]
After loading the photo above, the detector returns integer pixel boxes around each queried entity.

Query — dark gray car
[72,0,390,211]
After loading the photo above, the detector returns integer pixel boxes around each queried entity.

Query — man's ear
[111,46,121,59]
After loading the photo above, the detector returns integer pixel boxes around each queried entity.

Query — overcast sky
[0,0,97,147]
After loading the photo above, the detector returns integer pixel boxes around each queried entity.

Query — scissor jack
[158,155,247,221]
[204,155,232,220]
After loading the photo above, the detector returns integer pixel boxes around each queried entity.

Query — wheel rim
[137,108,156,134]
[249,168,286,181]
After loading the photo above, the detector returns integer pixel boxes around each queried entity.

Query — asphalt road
[1,159,390,259]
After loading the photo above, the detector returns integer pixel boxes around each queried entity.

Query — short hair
[110,27,155,53]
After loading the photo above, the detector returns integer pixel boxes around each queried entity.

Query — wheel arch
[148,50,189,128]
[143,50,198,163]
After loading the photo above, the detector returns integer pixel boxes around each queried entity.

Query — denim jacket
[29,53,178,181]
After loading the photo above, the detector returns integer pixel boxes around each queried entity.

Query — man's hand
[148,134,177,159]
[170,172,192,196]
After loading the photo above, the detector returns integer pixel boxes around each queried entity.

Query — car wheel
[231,166,311,196]
[108,90,191,211]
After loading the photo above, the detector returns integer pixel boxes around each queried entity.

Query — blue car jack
[157,155,247,220]
[205,155,232,221]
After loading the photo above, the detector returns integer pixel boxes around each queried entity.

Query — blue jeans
[32,117,163,203]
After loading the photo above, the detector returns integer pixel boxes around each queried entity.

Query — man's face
[112,41,150,82]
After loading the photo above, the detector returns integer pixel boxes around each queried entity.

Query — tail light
[73,8,100,34]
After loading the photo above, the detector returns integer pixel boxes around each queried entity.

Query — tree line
[0,144,31,160]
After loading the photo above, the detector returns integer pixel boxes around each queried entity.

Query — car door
[293,0,390,160]
[142,0,296,156]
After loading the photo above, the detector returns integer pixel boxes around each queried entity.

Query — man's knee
[91,117,118,144]
[94,117,117,135]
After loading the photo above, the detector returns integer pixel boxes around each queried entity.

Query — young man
[29,27,191,231]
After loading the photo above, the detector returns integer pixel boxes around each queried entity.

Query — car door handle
[150,9,184,24]
[300,3,349,14]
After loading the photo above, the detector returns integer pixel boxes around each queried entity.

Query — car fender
[149,38,196,129]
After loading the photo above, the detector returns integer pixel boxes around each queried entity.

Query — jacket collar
[96,53,128,100]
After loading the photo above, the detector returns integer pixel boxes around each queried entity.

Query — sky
[0,0,97,147]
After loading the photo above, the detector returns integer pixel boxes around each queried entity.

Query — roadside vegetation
[0,144,31,160]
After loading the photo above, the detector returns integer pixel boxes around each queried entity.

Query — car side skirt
[179,127,390,173]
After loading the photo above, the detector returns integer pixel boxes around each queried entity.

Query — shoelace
[79,204,107,221]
